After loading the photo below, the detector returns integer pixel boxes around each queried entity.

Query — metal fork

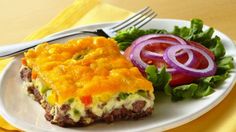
[0,7,157,58]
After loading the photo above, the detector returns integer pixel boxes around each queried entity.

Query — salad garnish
[113,18,234,101]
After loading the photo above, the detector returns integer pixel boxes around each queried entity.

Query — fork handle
[0,31,98,58]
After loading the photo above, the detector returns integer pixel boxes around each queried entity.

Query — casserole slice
[20,37,154,127]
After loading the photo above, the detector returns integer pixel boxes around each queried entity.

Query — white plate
[0,19,236,132]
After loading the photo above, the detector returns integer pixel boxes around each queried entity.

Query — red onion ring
[132,34,191,60]
[130,39,196,73]
[141,39,193,63]
[141,40,178,58]
[131,34,187,48]
[163,45,216,77]
[142,50,194,66]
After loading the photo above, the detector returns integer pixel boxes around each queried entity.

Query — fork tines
[110,7,157,32]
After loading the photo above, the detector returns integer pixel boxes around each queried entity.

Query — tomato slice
[188,41,215,69]
[170,73,198,86]
[188,41,215,60]
[123,40,215,87]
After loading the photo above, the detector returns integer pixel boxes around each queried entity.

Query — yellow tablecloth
[0,0,236,131]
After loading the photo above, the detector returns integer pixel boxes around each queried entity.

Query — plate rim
[0,18,236,132]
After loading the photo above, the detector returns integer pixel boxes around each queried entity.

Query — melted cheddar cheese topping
[24,37,153,104]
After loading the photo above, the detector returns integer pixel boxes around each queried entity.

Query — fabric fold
[24,0,99,41]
